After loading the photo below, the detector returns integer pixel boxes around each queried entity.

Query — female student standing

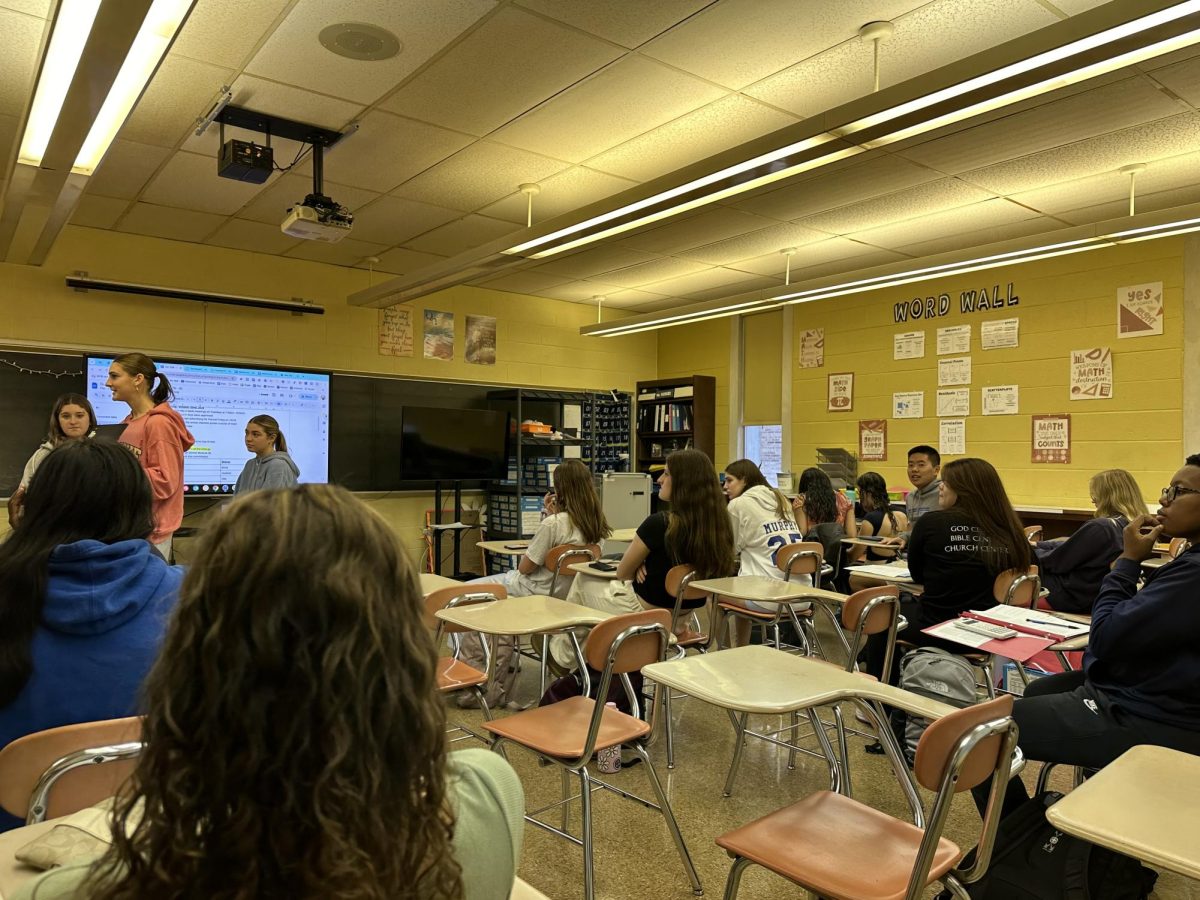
[6,393,97,526]
[11,484,524,899]
[1032,468,1148,612]
[866,457,1029,679]
[617,448,734,618]
[0,441,181,831]
[105,353,194,559]
[235,414,299,492]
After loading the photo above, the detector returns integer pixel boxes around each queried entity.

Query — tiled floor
[449,646,1198,900]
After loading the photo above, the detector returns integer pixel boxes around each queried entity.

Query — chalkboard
[0,352,86,495]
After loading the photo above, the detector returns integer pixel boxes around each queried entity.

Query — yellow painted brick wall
[656,317,732,468]
[0,225,657,560]
[789,238,1183,508]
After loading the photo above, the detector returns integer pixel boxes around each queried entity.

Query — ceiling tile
[896,75,1184,175]
[119,55,236,148]
[141,151,277,215]
[0,1,50,15]
[891,216,1062,259]
[245,0,497,105]
[381,6,621,136]
[350,195,462,245]
[733,152,942,222]
[478,166,639,224]
[181,74,364,159]
[1146,55,1200,108]
[115,202,226,242]
[204,218,303,255]
[1010,151,1200,215]
[515,0,709,48]
[959,112,1200,195]
[490,55,725,164]
[1052,183,1200,226]
[743,0,1056,118]
[170,0,291,69]
[299,111,474,194]
[790,247,912,283]
[846,198,1038,251]
[530,244,661,279]
[533,279,626,302]
[797,178,998,235]
[680,273,782,302]
[596,287,671,307]
[586,94,798,183]
[643,265,765,296]
[677,222,830,265]
[284,236,389,267]
[597,257,710,288]
[236,173,380,225]
[728,236,895,276]
[69,195,131,230]
[1047,0,1110,12]
[372,246,449,275]
[392,140,568,211]
[0,8,42,118]
[620,207,785,255]
[476,270,576,294]
[402,214,519,255]
[0,114,18,174]
[85,140,173,199]
[641,0,926,90]
[628,296,697,313]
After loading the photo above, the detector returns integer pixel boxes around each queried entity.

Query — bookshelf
[634,375,715,473]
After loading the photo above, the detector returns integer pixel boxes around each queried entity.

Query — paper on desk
[924,620,992,648]
[970,606,1089,638]
[848,564,911,579]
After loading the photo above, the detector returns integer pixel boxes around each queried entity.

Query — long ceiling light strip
[583,212,1200,337]
[18,0,193,175]
[506,2,1200,262]
[17,0,103,166]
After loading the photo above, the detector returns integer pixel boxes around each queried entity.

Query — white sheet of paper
[981,385,1019,416]
[924,620,992,648]
[940,418,966,454]
[937,325,970,355]
[936,388,969,417]
[938,356,972,386]
[981,318,1019,349]
[893,391,924,419]
[893,331,925,360]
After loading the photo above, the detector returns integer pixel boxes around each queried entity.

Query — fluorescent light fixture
[1106,215,1200,242]
[75,0,193,175]
[18,0,192,175]
[17,0,104,167]
[509,1,1200,262]
[585,298,776,337]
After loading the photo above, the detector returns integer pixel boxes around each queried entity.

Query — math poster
[859,419,887,461]
[799,328,824,368]
[1117,282,1163,339]
[827,372,854,411]
[893,330,925,360]
[1069,347,1112,400]
[893,391,924,419]
[1032,414,1071,463]
[377,307,414,357]
[940,418,966,456]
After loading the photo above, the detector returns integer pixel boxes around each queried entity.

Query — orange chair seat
[436,657,487,692]
[717,601,813,621]
[674,628,708,647]
[483,697,649,758]
[716,791,962,900]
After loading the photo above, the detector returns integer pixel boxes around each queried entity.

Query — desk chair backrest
[0,717,143,823]
[775,542,823,581]
[425,584,506,634]
[841,585,901,672]
[993,566,1040,608]
[545,543,602,596]
[1169,538,1191,559]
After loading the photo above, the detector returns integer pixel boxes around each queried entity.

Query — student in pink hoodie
[105,353,195,560]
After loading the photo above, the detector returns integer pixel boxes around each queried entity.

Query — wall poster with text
[378,306,414,357]
[799,328,824,368]
[1069,347,1112,400]
[859,419,887,461]
[1031,414,1071,463]
[827,372,854,411]
[1117,282,1163,339]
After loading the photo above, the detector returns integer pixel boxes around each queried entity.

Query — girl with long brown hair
[7,393,97,526]
[618,448,734,614]
[14,484,523,900]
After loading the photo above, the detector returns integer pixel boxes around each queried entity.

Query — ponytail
[112,352,173,405]
[150,371,173,404]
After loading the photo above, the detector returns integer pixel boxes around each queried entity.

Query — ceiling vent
[318,22,401,61]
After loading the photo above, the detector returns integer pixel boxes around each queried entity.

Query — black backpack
[966,791,1157,899]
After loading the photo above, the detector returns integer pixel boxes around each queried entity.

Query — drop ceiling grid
[0,6,44,119]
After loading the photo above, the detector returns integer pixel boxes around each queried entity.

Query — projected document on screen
[86,358,330,494]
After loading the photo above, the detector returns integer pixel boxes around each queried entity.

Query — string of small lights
[0,358,82,379]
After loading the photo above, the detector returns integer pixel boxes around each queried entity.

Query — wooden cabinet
[634,375,715,472]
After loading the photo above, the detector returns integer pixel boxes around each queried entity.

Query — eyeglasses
[1160,484,1200,503]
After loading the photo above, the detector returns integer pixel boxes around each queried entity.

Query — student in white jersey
[721,459,806,646]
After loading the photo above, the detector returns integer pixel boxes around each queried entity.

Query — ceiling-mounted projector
[282,193,353,243]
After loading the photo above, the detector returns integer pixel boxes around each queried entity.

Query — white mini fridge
[600,472,651,556]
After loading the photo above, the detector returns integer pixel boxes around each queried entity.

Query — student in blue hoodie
[0,440,182,831]
[234,414,300,493]
[977,453,1200,817]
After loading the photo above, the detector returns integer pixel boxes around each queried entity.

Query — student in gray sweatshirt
[235,415,300,493]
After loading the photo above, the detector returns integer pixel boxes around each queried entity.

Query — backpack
[966,791,1157,899]
[456,632,521,707]
[539,667,644,717]
[896,646,978,761]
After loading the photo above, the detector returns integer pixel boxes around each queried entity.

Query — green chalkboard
[0,351,86,495]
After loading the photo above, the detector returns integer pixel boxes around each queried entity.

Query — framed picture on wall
[859,419,886,460]
[827,372,854,411]
[1031,414,1071,463]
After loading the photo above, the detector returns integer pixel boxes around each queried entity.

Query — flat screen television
[399,406,510,482]
[86,357,330,495]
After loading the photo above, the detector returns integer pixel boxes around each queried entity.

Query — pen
[1027,618,1081,630]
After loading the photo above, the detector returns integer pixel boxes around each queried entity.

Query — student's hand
[635,564,647,584]
[1121,514,1163,562]
[879,535,906,548]
[542,492,558,516]
[791,495,805,514]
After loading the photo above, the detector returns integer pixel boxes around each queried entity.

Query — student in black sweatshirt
[982,454,1200,816]
[865,457,1030,680]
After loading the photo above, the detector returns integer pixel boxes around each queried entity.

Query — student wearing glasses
[978,454,1200,816]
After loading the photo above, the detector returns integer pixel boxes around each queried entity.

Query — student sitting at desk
[904,444,942,527]
[1031,468,1148,613]
[11,484,524,900]
[791,467,846,586]
[980,455,1200,817]
[865,457,1030,680]
[844,471,905,565]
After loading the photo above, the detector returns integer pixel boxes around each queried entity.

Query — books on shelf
[637,402,693,433]
[637,385,694,401]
